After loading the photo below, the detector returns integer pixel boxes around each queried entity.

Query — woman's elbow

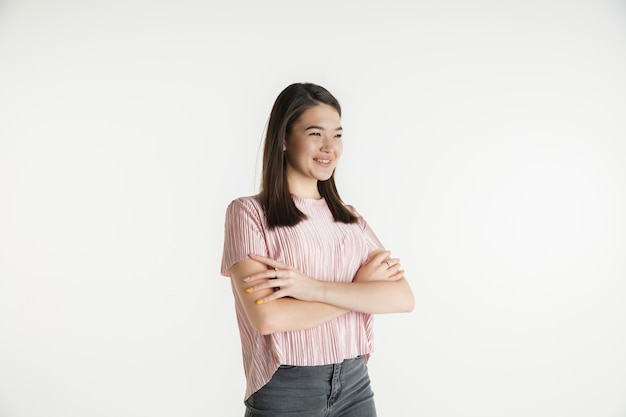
[249,309,279,335]
[395,280,415,312]
[256,321,276,336]
[402,294,415,312]
[256,325,274,336]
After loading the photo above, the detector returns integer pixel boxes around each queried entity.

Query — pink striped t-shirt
[220,194,383,400]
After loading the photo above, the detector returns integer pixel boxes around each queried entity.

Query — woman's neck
[288,180,321,200]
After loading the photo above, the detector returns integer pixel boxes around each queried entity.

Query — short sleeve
[360,216,384,252]
[220,197,269,277]
[346,204,384,252]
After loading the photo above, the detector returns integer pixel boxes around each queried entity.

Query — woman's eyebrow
[304,125,343,131]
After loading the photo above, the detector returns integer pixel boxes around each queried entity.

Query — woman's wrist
[311,280,329,303]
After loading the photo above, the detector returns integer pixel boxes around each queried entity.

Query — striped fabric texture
[221,194,383,400]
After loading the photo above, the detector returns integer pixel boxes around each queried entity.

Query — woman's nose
[320,135,333,152]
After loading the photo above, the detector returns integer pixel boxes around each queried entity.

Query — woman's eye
[309,132,321,136]
[334,134,342,139]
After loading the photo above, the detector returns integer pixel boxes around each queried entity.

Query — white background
[1,1,625,416]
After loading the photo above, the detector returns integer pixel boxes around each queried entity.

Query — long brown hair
[260,82,358,228]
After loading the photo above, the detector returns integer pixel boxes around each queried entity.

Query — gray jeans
[244,355,377,417]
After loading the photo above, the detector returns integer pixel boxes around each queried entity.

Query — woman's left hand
[244,254,322,304]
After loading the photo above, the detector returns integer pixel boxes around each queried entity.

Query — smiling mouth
[315,158,331,164]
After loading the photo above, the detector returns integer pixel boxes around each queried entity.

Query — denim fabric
[244,356,377,417]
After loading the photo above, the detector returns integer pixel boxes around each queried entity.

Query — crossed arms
[229,250,415,335]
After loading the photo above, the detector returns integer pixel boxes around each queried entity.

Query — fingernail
[255,299,263,305]
[245,288,252,293]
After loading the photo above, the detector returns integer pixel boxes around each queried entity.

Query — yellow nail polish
[255,299,263,305]
[246,288,252,293]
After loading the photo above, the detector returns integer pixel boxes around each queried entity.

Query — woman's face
[284,104,343,196]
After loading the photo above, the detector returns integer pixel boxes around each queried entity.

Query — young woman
[221,82,414,417]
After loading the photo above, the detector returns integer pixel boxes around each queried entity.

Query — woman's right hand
[353,249,405,283]
[244,253,323,304]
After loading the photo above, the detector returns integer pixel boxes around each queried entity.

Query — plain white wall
[1,1,625,416]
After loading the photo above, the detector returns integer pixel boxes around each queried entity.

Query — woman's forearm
[248,279,414,334]
[316,279,415,314]
[253,298,348,335]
